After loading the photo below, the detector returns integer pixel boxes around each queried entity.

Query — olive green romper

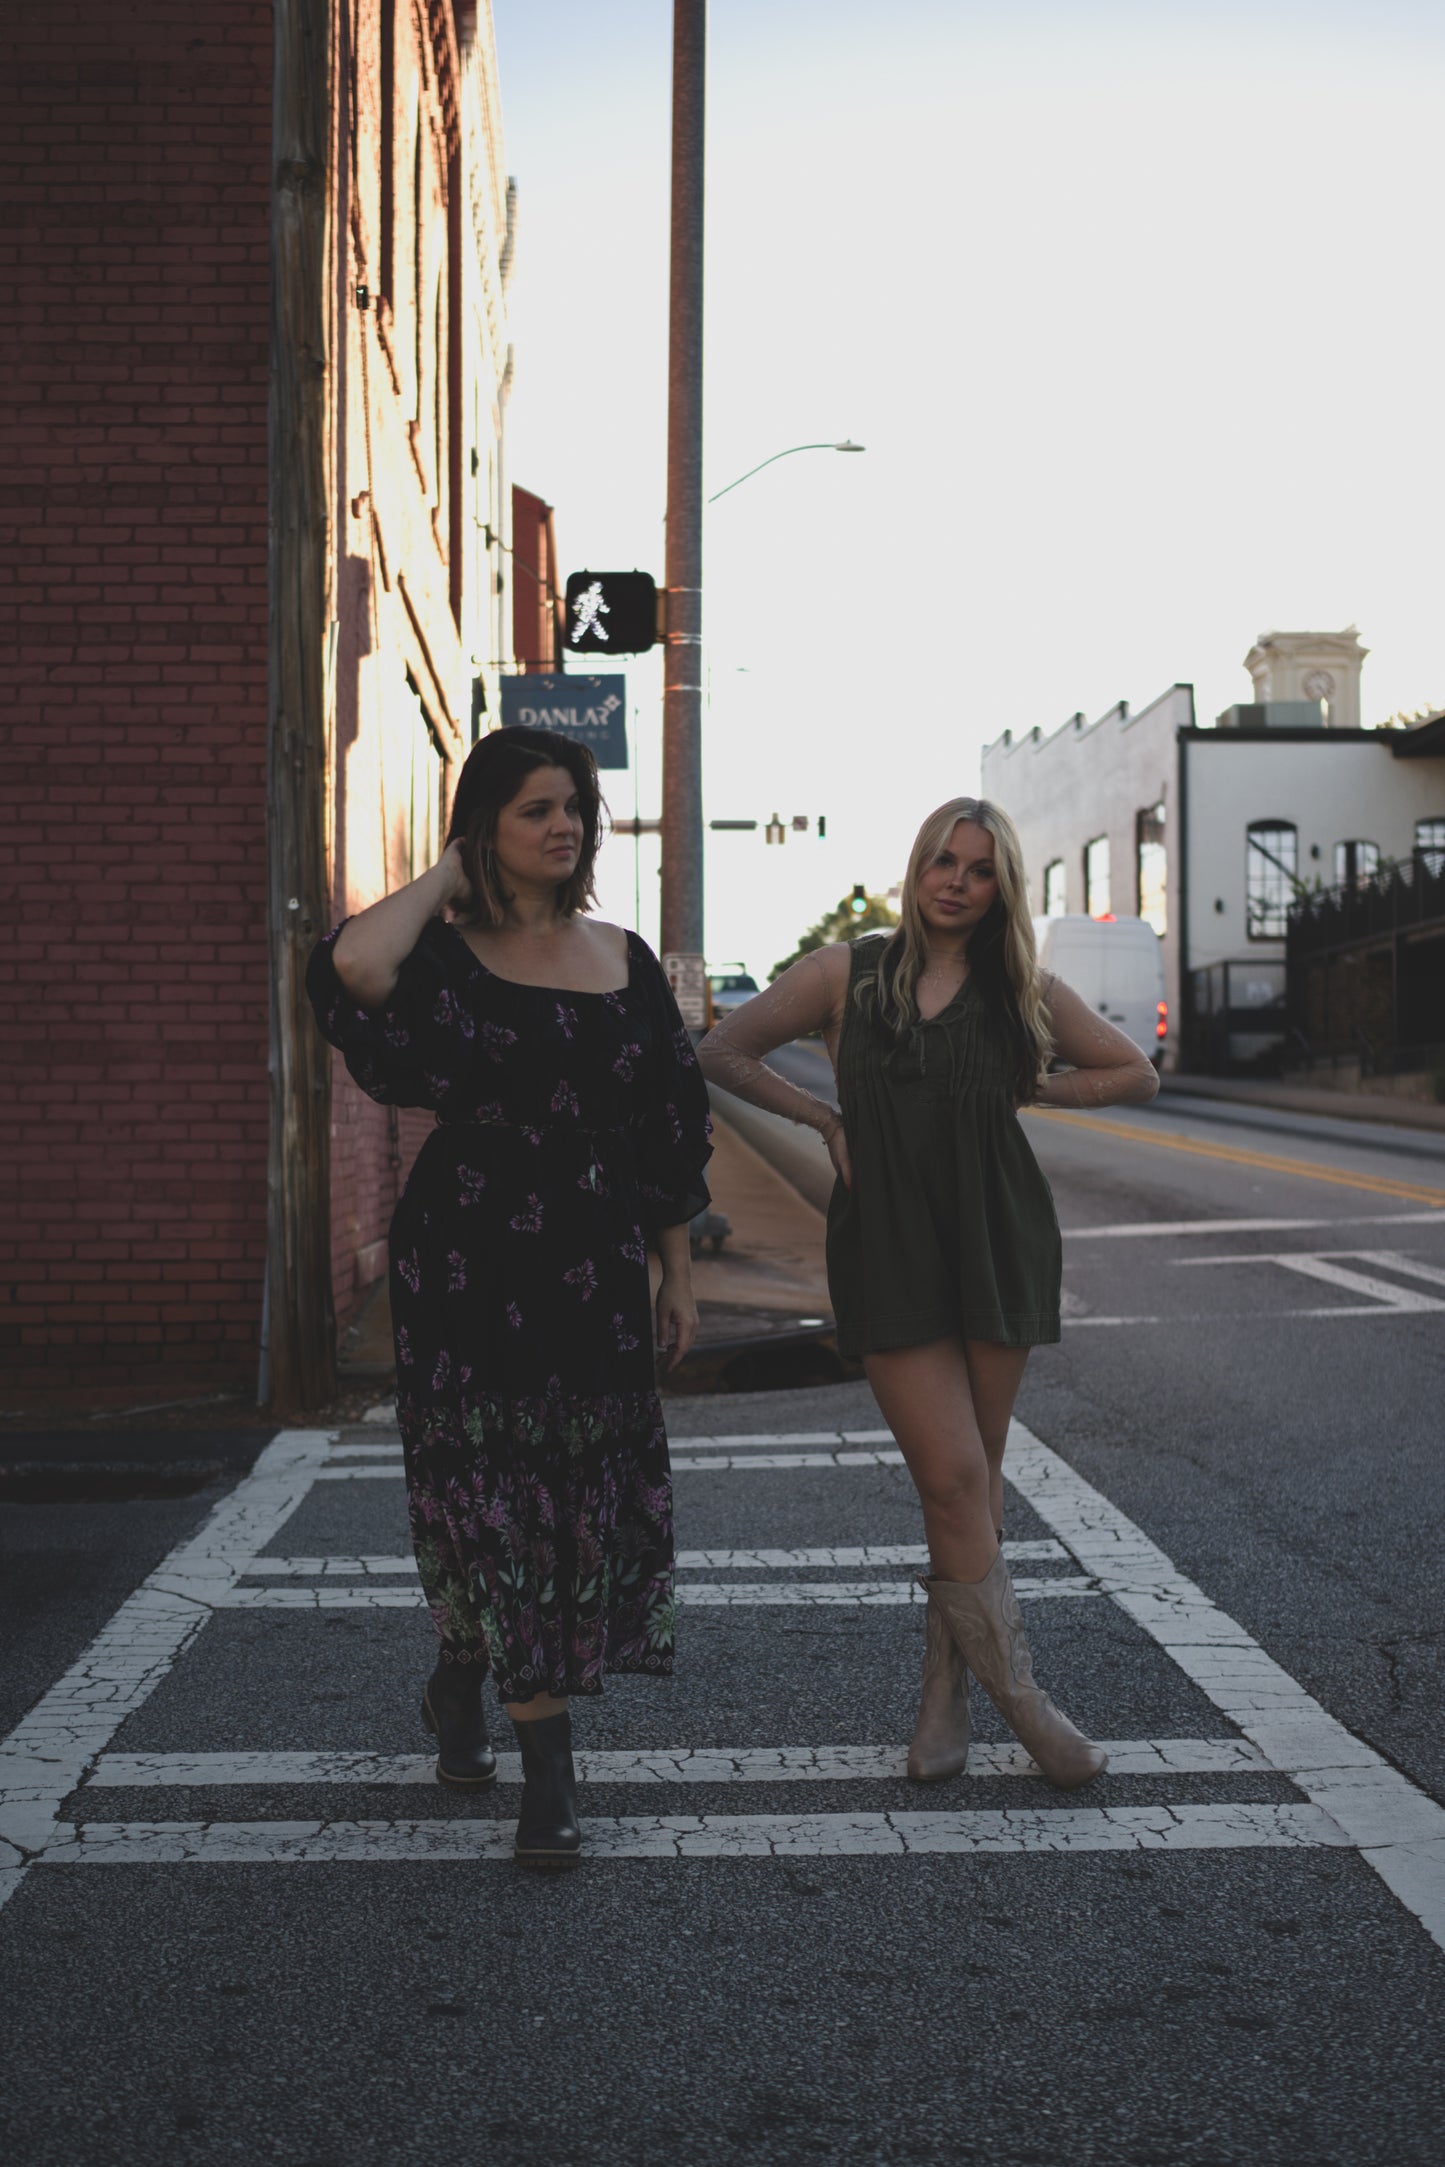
[826,934,1062,1359]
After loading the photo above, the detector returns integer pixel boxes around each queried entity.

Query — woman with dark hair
[307,726,711,1864]
[699,797,1157,1790]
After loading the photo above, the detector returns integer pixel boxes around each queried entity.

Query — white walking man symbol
[570,579,611,645]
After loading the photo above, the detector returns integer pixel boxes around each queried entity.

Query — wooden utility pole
[265,0,336,1411]
[660,0,706,962]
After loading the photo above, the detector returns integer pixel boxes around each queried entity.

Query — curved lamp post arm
[707,439,865,504]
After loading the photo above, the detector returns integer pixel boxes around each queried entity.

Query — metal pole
[265,0,337,1411]
[660,0,705,962]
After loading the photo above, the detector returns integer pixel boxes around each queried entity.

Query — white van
[1032,915,1167,1067]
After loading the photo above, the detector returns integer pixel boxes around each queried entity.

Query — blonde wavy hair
[863,797,1053,1099]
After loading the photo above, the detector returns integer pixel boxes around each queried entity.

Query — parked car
[1033,914,1167,1067]
[707,966,760,1018]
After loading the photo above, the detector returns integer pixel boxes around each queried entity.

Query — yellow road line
[1024,1108,1445,1209]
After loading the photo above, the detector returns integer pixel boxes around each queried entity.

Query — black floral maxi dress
[306,920,712,1704]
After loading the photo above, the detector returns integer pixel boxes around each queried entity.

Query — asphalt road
[1,1077,1442,2165]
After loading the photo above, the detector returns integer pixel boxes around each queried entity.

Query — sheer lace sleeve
[1035,974,1161,1109]
[696,948,845,1133]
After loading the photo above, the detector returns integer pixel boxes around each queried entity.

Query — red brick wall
[0,7,274,1407]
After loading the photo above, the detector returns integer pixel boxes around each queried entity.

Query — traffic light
[563,570,657,654]
[849,884,868,915]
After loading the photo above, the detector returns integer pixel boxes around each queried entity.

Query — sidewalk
[1160,1070,1445,1135]
[685,1112,831,1337]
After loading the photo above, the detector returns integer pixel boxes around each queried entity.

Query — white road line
[1174,1253,1445,1312]
[236,1541,1068,1578]
[1352,1250,1445,1290]
[85,1739,1271,1788]
[210,1577,1100,1611]
[315,1438,909,1479]
[1005,1419,1445,1953]
[1063,1316,1164,1328]
[243,1557,421,1577]
[325,1429,898,1457]
[314,1465,406,1481]
[317,1454,911,1483]
[1064,1210,1445,1240]
[675,1450,905,1471]
[41,1803,1347,1864]
[0,1429,334,1915]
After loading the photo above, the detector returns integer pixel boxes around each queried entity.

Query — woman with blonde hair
[698,797,1157,1788]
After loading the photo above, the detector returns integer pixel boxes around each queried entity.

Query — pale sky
[491,0,1445,979]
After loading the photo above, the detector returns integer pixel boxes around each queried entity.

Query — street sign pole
[661,0,705,970]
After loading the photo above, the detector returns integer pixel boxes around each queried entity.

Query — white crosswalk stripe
[210,1575,1099,1610]
[42,1803,1346,1865]
[237,1541,1067,1576]
[2,1416,1441,1955]
[87,1739,1271,1787]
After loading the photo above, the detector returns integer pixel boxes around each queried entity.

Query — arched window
[1043,859,1066,917]
[1246,821,1297,939]
[1333,840,1378,889]
[1084,836,1111,918]
[1136,802,1167,935]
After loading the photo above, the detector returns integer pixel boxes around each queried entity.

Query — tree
[770,891,899,981]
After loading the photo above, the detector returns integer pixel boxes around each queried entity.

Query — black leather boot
[420,1661,497,1788]
[513,1710,581,1866]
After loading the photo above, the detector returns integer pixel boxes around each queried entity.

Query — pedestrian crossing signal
[849,884,868,914]
[563,570,657,655]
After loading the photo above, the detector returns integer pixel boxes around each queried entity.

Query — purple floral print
[478,1020,519,1063]
[304,918,712,1705]
[509,1193,545,1234]
[435,989,475,1038]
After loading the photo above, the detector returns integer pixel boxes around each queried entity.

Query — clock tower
[1242,626,1367,729]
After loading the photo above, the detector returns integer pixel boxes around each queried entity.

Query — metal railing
[1286,846,1445,962]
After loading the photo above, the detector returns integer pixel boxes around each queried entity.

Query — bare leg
[962,1340,1031,1543]
[864,1335,998,1584]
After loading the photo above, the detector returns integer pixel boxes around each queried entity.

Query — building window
[1043,859,1067,916]
[1334,839,1379,888]
[1136,802,1167,935]
[1246,820,1298,939]
[1084,836,1111,918]
[1417,818,1445,877]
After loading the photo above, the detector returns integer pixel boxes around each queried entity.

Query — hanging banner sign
[499,674,628,769]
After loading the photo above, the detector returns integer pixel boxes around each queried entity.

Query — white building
[980,632,1445,1070]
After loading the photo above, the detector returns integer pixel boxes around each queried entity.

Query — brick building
[1,3,519,1410]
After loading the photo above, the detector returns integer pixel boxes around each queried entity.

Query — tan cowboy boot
[925,1554,1108,1790]
[906,1578,972,1781]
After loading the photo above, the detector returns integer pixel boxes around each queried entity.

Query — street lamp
[707,440,865,504]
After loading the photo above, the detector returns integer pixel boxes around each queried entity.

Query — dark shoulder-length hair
[445,726,607,926]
